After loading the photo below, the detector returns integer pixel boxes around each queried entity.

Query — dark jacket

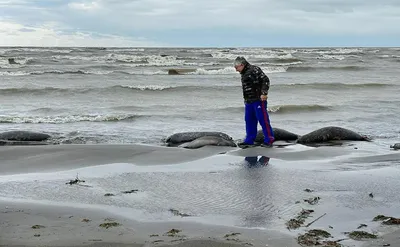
[240,62,270,103]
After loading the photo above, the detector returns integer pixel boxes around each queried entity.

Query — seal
[0,140,49,146]
[297,126,370,144]
[390,143,400,150]
[178,136,237,149]
[0,130,51,142]
[165,131,233,146]
[254,127,299,143]
[168,68,197,75]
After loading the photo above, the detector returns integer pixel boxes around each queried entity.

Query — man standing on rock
[234,56,275,148]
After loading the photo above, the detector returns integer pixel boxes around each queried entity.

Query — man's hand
[260,94,268,101]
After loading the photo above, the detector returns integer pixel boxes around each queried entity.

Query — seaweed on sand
[346,231,377,240]
[373,214,400,225]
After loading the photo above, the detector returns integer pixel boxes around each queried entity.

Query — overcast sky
[0,0,399,47]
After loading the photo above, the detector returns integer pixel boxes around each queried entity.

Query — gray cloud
[0,0,399,46]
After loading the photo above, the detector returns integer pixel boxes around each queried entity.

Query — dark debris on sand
[357,223,368,229]
[304,197,321,205]
[224,232,241,238]
[66,173,86,185]
[121,189,139,194]
[164,228,182,237]
[297,229,343,247]
[286,209,315,230]
[103,189,139,197]
[373,215,400,225]
[31,224,45,229]
[169,208,192,217]
[346,230,377,240]
[99,219,121,229]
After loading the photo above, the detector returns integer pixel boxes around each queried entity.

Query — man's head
[234,56,247,72]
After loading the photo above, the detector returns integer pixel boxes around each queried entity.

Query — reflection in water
[244,156,270,167]
[240,155,273,227]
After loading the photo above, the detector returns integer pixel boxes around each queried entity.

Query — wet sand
[1,143,400,247]
[0,200,300,247]
[362,229,400,247]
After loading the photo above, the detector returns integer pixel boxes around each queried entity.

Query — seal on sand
[178,136,237,149]
[0,140,49,146]
[297,126,370,144]
[0,130,51,142]
[254,127,299,143]
[390,143,400,150]
[165,131,233,146]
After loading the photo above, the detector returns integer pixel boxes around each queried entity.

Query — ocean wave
[302,48,365,55]
[286,65,366,72]
[0,84,234,96]
[214,104,332,114]
[1,48,73,54]
[50,54,187,67]
[0,114,140,124]
[319,55,346,60]
[268,104,332,113]
[29,107,70,114]
[0,66,285,76]
[0,70,112,76]
[114,85,179,91]
[0,87,81,95]
[0,86,164,96]
[269,57,303,63]
[279,82,392,90]
[166,66,286,75]
[0,81,392,97]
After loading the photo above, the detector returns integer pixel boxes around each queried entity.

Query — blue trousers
[243,100,275,145]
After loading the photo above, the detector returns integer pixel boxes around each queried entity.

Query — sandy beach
[0,199,301,247]
[1,143,400,247]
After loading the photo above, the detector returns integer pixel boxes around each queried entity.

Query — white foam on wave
[5,48,72,53]
[211,51,297,61]
[120,85,176,90]
[0,70,112,76]
[0,114,136,124]
[320,54,346,60]
[259,61,303,66]
[0,71,30,76]
[187,66,286,75]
